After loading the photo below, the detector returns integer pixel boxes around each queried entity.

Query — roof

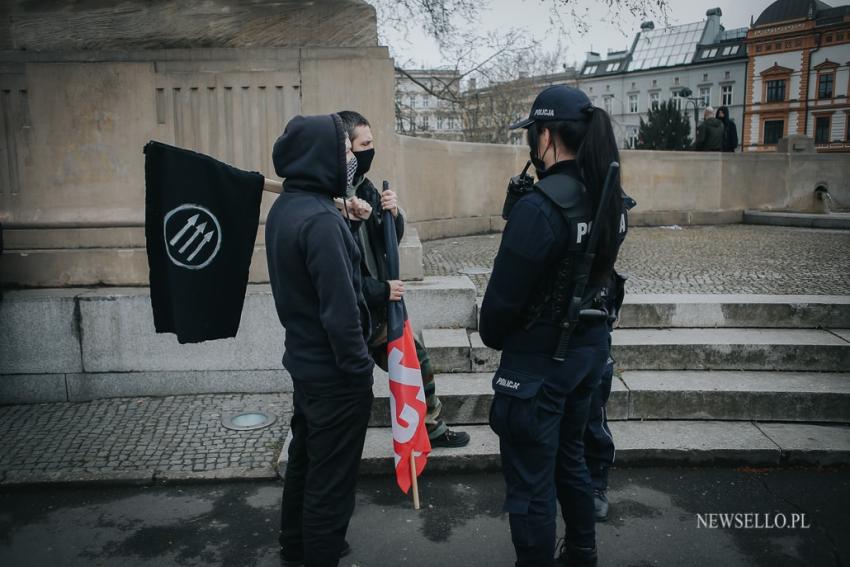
[692,27,748,64]
[628,20,705,72]
[753,0,831,27]
[580,53,630,77]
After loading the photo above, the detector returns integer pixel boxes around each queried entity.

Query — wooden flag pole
[410,452,421,510]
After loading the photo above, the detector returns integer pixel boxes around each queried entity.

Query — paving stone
[423,226,850,296]
[0,393,291,486]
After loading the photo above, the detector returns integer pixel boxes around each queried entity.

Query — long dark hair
[531,108,624,282]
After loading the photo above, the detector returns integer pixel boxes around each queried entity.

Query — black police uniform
[481,160,609,566]
[481,85,623,567]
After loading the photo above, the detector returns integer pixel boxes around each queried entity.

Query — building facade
[576,8,748,149]
[394,68,464,141]
[462,70,579,144]
[743,0,850,152]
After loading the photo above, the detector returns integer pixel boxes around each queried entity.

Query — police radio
[501,160,535,220]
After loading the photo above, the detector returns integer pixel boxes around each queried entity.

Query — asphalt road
[1,467,848,567]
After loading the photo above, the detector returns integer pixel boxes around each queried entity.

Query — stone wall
[0,0,378,51]
[393,140,850,240]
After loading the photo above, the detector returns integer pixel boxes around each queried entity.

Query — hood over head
[716,106,731,124]
[272,114,348,198]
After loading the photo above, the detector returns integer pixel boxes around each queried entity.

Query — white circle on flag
[163,203,223,270]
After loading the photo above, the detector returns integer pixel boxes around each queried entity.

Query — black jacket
[716,106,738,152]
[265,114,374,383]
[695,117,725,151]
[351,176,405,331]
[481,161,604,354]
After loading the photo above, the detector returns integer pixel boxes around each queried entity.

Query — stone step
[423,328,850,373]
[618,294,850,329]
[327,421,850,476]
[744,210,850,230]
[367,371,850,426]
[476,295,850,329]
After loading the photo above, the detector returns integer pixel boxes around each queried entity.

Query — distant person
[267,113,373,567]
[337,109,470,448]
[716,106,738,152]
[694,106,724,151]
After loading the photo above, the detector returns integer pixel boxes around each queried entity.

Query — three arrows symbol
[170,214,199,246]
[169,213,216,263]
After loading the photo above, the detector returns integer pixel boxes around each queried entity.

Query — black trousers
[279,377,373,567]
[583,349,615,491]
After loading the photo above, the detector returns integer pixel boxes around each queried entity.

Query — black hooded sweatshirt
[266,114,374,383]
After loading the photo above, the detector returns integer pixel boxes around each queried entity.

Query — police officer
[480,85,627,567]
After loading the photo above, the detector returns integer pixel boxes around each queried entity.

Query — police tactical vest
[522,173,593,326]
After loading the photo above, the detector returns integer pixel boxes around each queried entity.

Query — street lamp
[678,87,701,136]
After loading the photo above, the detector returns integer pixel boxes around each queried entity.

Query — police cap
[509,85,593,130]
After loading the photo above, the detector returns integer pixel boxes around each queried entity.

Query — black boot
[556,539,598,567]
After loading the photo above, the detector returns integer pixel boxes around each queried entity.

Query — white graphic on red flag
[387,319,431,493]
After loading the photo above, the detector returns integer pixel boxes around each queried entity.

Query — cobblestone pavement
[424,225,850,295]
[0,394,292,484]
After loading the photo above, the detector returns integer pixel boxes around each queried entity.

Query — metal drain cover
[222,410,277,431]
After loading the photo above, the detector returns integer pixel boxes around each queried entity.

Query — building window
[721,85,733,106]
[699,87,711,107]
[763,120,784,144]
[725,71,731,79]
[766,79,786,102]
[671,92,683,111]
[818,73,834,99]
[603,96,613,114]
[606,62,619,72]
[815,116,831,144]
[437,116,444,129]
[650,92,659,110]
[583,65,597,75]
[628,94,638,113]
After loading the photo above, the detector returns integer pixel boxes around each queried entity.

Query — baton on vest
[552,161,620,362]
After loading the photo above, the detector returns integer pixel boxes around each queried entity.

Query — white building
[577,8,748,149]
[394,69,464,141]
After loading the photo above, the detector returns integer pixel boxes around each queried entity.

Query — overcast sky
[381,0,850,70]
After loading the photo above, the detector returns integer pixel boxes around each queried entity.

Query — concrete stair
[271,294,850,475]
[278,421,850,476]
[424,328,850,373]
[367,371,850,426]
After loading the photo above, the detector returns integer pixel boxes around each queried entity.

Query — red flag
[382,180,430,493]
[387,318,431,493]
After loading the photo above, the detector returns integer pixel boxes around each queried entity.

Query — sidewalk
[0,394,290,486]
[423,224,850,295]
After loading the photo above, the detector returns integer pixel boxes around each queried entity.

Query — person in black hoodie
[716,105,738,152]
[266,113,373,567]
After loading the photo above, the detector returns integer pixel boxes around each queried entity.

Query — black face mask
[354,148,375,177]
[527,125,550,177]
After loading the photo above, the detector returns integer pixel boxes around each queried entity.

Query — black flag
[144,141,264,343]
